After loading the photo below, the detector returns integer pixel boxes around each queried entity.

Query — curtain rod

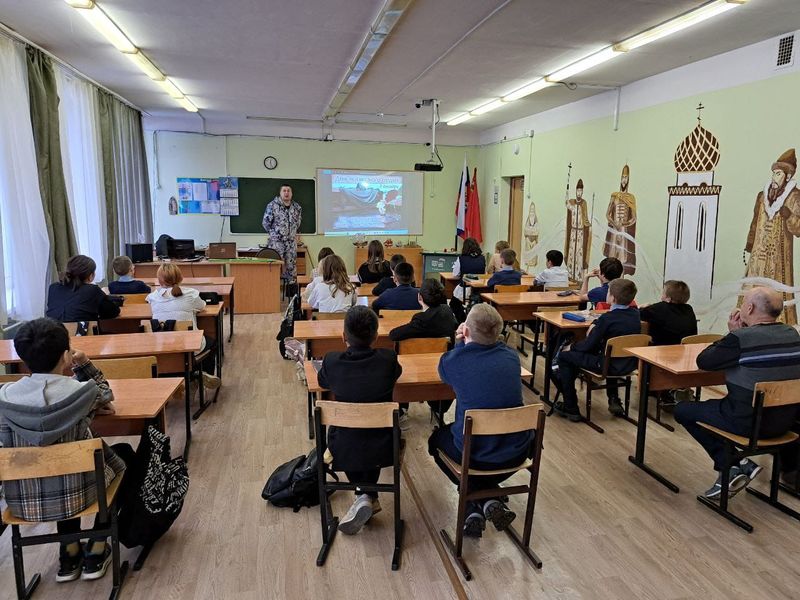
[0,21,147,115]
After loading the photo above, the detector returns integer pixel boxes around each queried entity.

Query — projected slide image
[329,173,403,231]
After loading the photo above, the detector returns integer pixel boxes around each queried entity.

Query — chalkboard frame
[229,177,316,234]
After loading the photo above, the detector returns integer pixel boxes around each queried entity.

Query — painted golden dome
[674,123,720,173]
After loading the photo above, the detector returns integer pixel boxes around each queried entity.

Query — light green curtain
[97,90,120,282]
[25,46,78,281]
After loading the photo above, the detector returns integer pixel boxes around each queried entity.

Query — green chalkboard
[229,178,316,234]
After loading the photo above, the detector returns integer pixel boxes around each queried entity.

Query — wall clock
[264,156,278,170]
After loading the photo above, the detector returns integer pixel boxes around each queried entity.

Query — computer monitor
[166,239,196,260]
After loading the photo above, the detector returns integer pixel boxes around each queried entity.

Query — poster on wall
[218,177,240,216]
[177,177,221,214]
[564,177,591,281]
[603,165,637,275]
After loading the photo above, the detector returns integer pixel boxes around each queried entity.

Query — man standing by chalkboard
[262,184,302,280]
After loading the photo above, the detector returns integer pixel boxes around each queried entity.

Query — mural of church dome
[673,123,720,173]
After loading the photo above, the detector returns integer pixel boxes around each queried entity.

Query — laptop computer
[208,242,237,259]
[166,239,197,260]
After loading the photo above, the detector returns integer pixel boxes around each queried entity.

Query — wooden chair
[543,285,570,292]
[313,312,347,320]
[0,438,128,599]
[0,374,28,384]
[494,284,529,293]
[517,305,578,375]
[120,293,149,304]
[92,356,158,379]
[569,334,651,434]
[314,401,403,570]
[696,379,800,532]
[97,318,143,335]
[683,334,724,401]
[358,282,377,296]
[439,404,545,581]
[62,321,97,336]
[396,337,449,355]
[640,321,650,335]
[380,309,420,321]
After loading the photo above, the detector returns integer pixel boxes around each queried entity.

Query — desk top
[104,284,232,297]
[139,277,235,286]
[293,318,411,341]
[297,275,312,286]
[114,303,223,320]
[0,331,204,364]
[466,275,535,288]
[533,310,604,329]
[481,291,580,306]
[301,296,369,314]
[626,343,711,375]
[440,272,459,281]
[306,352,532,393]
[138,258,282,266]
[99,377,182,420]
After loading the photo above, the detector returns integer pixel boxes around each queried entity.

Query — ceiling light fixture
[64,0,94,8]
[470,99,506,116]
[125,51,165,81]
[446,113,473,126]
[502,78,552,102]
[177,97,198,113]
[157,78,184,99]
[546,47,619,83]
[614,0,748,52]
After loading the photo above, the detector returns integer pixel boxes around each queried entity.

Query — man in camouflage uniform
[262,184,302,280]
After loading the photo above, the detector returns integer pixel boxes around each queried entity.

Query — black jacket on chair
[46,282,121,322]
[318,346,402,471]
[388,304,458,343]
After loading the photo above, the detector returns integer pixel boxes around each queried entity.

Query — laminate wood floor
[1,314,799,599]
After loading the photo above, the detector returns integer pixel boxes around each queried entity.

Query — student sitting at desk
[357,240,391,284]
[318,306,402,535]
[674,287,800,500]
[302,254,332,301]
[388,279,458,343]
[147,263,220,389]
[639,280,697,346]
[578,257,623,306]
[487,240,510,274]
[486,249,523,288]
[451,237,486,302]
[47,255,121,322]
[429,304,531,537]
[108,255,151,295]
[308,255,357,313]
[0,318,125,583]
[533,250,570,288]
[553,278,640,420]
[372,254,406,296]
[310,247,335,280]
[372,262,421,313]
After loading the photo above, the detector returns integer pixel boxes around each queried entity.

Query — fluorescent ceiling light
[73,4,137,53]
[447,113,473,126]
[126,51,165,81]
[470,99,506,116]
[546,47,619,82]
[158,78,184,99]
[614,0,747,52]
[64,0,94,7]
[177,97,198,113]
[502,78,552,102]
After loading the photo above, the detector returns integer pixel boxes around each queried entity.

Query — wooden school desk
[0,331,203,460]
[625,344,725,493]
[531,310,595,402]
[355,246,423,281]
[92,377,183,438]
[466,275,535,294]
[303,353,533,438]
[439,272,460,299]
[300,296,370,320]
[293,318,413,358]
[481,292,584,322]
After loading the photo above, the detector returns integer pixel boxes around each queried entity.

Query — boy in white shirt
[533,250,569,288]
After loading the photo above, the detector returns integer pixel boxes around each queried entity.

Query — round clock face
[264,156,278,170]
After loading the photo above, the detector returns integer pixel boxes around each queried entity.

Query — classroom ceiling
[0,0,798,138]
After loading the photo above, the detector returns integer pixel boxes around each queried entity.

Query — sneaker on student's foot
[731,459,763,495]
[483,500,516,532]
[704,466,743,500]
[463,512,485,538]
[553,401,582,422]
[338,494,374,535]
[607,397,624,417]
[202,372,221,389]
[56,546,83,583]
[81,543,112,581]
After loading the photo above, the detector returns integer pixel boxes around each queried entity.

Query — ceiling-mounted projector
[414,162,443,172]
[415,98,443,172]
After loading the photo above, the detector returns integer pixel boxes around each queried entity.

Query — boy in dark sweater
[487,249,523,288]
[640,280,697,345]
[108,256,151,295]
[429,304,532,537]
[317,306,402,535]
[553,278,641,421]
[371,254,406,296]
[579,257,623,306]
[372,262,421,313]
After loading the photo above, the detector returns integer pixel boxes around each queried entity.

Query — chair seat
[698,423,799,448]
[438,450,532,476]
[579,369,634,382]
[2,474,123,526]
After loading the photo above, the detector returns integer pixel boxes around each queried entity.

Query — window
[674,202,684,250]
[696,202,707,252]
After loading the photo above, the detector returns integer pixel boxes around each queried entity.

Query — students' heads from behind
[317,247,335,264]
[419,278,447,309]
[344,305,379,348]
[157,263,184,297]
[322,254,355,294]
[662,280,690,304]
[461,303,503,345]
[494,240,510,254]
[389,254,406,275]
[14,318,72,374]
[61,255,97,289]
[461,237,482,257]
[607,278,637,307]
[598,257,623,283]
[545,250,563,268]
[112,255,134,279]
[500,248,516,267]
[366,239,385,272]
[393,262,414,286]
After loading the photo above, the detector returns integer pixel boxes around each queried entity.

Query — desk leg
[627,361,679,493]
[216,311,224,375]
[183,353,192,461]
[228,289,235,342]
[527,322,542,396]
[307,391,315,440]
[540,322,555,407]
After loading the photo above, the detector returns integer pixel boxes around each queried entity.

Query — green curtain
[97,89,120,283]
[26,47,78,281]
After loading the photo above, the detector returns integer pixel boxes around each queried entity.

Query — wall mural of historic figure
[564,178,591,281]
[741,148,800,325]
[603,164,637,275]
[522,201,539,270]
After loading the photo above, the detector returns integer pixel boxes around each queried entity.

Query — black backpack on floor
[276,294,302,359]
[262,450,337,512]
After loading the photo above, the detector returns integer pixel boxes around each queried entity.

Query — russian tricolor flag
[455,155,469,239]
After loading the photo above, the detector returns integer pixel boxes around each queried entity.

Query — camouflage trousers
[269,241,297,280]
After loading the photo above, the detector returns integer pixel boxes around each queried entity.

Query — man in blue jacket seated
[486,248,523,289]
[428,304,532,538]
[553,278,641,420]
[371,262,421,313]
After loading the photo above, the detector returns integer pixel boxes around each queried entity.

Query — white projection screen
[316,168,424,236]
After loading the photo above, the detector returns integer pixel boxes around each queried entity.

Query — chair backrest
[380,309,420,320]
[681,333,723,345]
[121,293,149,304]
[640,321,650,335]
[256,248,282,260]
[464,404,543,436]
[0,374,28,384]
[543,285,570,292]
[313,312,347,320]
[62,321,97,336]
[92,356,157,379]
[538,305,578,314]
[0,438,102,481]
[316,400,397,428]
[494,284,529,293]
[397,337,449,355]
[602,334,651,375]
[140,320,194,332]
[753,380,800,408]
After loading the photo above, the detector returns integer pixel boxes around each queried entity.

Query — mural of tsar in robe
[742,148,800,325]
[603,164,637,275]
[564,178,591,281]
